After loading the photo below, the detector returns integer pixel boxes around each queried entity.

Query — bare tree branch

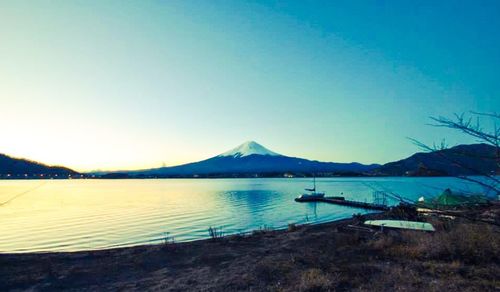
[469,111,500,119]
[411,112,499,196]
[429,114,498,146]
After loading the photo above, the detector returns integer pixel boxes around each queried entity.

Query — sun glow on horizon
[1,1,498,171]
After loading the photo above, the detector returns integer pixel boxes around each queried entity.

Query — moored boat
[296,176,325,199]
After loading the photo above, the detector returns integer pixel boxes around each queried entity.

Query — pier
[294,196,390,211]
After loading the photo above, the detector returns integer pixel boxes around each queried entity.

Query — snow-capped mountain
[129,141,380,177]
[219,141,281,158]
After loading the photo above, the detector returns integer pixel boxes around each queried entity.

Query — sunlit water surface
[0,177,485,252]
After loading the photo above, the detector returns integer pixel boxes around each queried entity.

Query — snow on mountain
[218,141,282,158]
[123,140,381,176]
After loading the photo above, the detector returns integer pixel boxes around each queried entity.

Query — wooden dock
[294,196,390,211]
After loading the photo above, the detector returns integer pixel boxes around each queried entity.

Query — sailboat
[297,176,325,199]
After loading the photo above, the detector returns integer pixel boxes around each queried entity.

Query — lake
[0,177,485,253]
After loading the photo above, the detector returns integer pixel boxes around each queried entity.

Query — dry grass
[254,257,294,282]
[373,221,500,264]
[299,268,338,292]
[208,226,224,240]
[252,225,275,235]
[288,223,298,232]
[361,216,500,291]
[2,205,499,291]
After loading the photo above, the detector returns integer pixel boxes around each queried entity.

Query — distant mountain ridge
[1,142,497,179]
[128,141,380,177]
[0,153,77,177]
[374,143,499,176]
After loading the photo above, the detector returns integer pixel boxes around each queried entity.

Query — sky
[1,1,499,171]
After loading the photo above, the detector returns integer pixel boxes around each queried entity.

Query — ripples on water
[0,177,485,252]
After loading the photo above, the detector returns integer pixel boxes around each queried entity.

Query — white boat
[364,220,435,232]
[297,176,325,199]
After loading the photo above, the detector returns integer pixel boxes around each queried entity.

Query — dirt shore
[1,206,499,291]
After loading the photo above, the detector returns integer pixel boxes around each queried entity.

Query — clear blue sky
[1,1,499,171]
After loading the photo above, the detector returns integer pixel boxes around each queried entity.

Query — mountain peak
[219,141,282,158]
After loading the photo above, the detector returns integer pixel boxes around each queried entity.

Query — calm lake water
[0,177,485,253]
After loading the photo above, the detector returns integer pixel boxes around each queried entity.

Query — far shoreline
[0,175,473,181]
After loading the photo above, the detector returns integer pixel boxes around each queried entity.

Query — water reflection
[223,190,281,211]
[0,177,486,252]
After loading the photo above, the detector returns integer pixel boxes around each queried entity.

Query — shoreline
[0,214,377,255]
[1,205,499,291]
[0,212,384,290]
